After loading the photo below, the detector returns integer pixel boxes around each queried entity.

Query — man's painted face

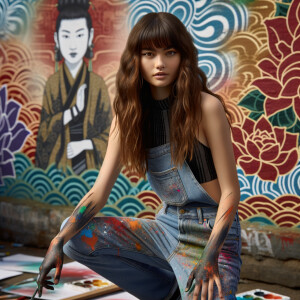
[58,18,89,64]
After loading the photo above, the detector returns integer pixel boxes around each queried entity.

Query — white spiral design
[0,0,36,41]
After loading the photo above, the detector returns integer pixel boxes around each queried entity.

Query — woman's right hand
[76,83,87,112]
[37,236,64,297]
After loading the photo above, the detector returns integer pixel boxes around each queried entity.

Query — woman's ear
[54,32,59,48]
[88,28,94,46]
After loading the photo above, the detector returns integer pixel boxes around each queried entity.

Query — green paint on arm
[79,206,87,214]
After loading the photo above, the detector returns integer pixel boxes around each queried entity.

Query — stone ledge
[240,254,300,288]
[0,196,101,247]
[240,221,300,260]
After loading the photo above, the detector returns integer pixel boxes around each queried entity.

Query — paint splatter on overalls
[63,143,242,300]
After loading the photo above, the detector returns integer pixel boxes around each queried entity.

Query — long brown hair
[114,12,232,176]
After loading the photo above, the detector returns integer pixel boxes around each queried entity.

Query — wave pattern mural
[128,0,248,91]
[0,0,299,229]
[0,153,159,219]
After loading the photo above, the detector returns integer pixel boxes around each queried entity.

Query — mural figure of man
[35,0,112,175]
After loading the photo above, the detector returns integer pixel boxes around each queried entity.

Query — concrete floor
[0,241,299,299]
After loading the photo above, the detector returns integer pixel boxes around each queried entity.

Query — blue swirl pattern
[238,162,300,201]
[128,0,248,91]
[0,0,37,40]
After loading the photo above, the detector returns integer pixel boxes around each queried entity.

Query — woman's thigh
[62,215,180,300]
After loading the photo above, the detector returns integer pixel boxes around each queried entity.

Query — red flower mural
[252,0,300,127]
[232,116,298,182]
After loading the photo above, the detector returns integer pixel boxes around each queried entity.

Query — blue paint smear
[80,228,93,238]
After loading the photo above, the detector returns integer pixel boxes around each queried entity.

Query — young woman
[37,12,242,300]
[35,0,111,174]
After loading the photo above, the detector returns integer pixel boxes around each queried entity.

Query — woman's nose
[155,55,165,69]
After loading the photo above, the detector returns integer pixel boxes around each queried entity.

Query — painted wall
[0,0,299,228]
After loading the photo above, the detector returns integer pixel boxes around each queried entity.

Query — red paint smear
[219,251,233,262]
[224,206,234,219]
[281,236,294,250]
[81,232,98,251]
[264,294,281,299]
[61,267,97,277]
[105,218,131,240]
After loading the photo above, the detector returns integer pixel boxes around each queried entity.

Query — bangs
[137,17,179,51]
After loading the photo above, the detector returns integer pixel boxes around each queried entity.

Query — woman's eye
[166,50,176,56]
[77,34,84,38]
[62,35,69,39]
[141,51,154,57]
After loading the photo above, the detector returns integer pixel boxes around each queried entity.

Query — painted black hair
[56,0,92,32]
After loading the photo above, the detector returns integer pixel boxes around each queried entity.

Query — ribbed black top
[144,95,218,184]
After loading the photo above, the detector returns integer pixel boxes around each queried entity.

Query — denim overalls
[63,143,242,300]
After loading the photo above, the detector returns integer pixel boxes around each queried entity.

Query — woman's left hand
[185,252,223,300]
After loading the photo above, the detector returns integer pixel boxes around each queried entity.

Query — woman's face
[57,18,89,64]
[140,46,181,99]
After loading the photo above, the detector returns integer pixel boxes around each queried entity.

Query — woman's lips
[70,52,77,58]
[154,73,168,79]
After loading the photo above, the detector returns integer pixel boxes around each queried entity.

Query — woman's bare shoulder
[200,92,225,120]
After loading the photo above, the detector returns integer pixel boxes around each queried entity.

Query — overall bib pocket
[147,167,188,205]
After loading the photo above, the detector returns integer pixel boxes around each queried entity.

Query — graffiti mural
[0,0,299,228]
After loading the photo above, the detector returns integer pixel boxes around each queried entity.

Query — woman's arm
[186,93,240,300]
[37,116,122,295]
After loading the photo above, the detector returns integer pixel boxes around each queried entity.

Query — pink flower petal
[232,143,243,162]
[258,162,278,181]
[276,150,299,174]
[239,157,260,174]
[260,144,280,161]
[258,58,278,78]
[264,97,292,117]
[282,68,300,86]
[281,132,298,151]
[295,25,300,39]
[246,140,260,159]
[272,152,288,164]
[281,78,300,97]
[254,116,273,133]
[274,127,285,146]
[277,41,292,58]
[252,78,282,98]
[293,96,300,119]
[232,126,245,144]
[287,0,300,36]
[242,118,255,135]
[278,53,300,80]
[265,19,293,60]
[292,35,300,52]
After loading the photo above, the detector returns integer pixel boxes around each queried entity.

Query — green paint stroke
[79,206,87,214]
